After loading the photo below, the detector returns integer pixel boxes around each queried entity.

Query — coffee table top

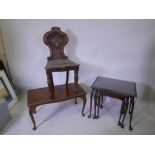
[27,83,86,106]
[92,76,137,97]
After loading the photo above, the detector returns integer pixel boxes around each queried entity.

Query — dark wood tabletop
[92,76,137,97]
[28,83,85,106]
[89,76,137,131]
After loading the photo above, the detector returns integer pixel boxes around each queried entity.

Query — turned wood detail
[46,70,54,98]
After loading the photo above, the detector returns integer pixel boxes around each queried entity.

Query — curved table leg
[129,97,134,131]
[128,98,132,115]
[34,107,37,114]
[97,91,100,119]
[121,97,129,128]
[118,98,125,126]
[88,90,94,118]
[100,94,104,108]
[93,90,98,119]
[75,97,78,104]
[29,106,37,130]
[81,95,86,116]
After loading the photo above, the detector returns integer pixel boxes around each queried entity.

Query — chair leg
[46,70,54,98]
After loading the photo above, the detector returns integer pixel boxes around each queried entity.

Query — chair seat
[45,58,79,70]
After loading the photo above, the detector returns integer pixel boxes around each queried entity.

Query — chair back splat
[43,27,68,60]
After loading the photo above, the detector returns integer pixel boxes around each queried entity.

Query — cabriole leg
[129,97,134,131]
[81,95,86,116]
[46,70,54,98]
[29,106,37,130]
[75,97,78,104]
[93,90,98,119]
[88,89,94,118]
[100,94,104,108]
[97,91,100,119]
[118,98,125,126]
[121,97,129,128]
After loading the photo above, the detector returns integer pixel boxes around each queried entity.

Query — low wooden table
[88,76,137,131]
[27,83,86,130]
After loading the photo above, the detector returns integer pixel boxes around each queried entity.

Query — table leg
[118,98,126,126]
[75,97,78,104]
[81,95,87,116]
[129,97,134,131]
[97,91,100,119]
[128,99,132,115]
[29,106,37,130]
[93,90,98,119]
[74,67,79,93]
[88,89,94,118]
[66,70,69,96]
[46,70,54,98]
[121,97,129,128]
[100,94,104,108]
[34,107,37,114]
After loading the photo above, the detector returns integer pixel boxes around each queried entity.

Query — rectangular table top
[92,76,137,97]
[27,83,85,106]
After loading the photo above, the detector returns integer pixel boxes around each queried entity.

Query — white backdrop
[0,19,155,102]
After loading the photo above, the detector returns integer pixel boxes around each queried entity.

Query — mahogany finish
[88,76,137,131]
[44,27,80,98]
[28,27,86,130]
[28,83,86,130]
[43,27,68,60]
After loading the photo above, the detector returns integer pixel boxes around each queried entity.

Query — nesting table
[88,76,137,131]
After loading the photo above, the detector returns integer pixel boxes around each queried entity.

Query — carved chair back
[43,27,68,60]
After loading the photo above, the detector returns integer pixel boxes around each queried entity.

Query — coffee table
[88,76,137,131]
[27,83,86,130]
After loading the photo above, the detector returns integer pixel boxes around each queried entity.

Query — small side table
[88,76,137,131]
